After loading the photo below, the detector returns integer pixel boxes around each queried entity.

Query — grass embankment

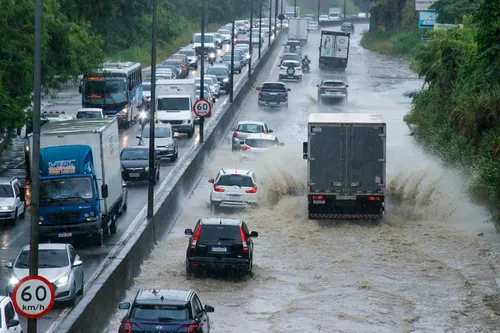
[360,29,422,71]
[106,23,222,66]
[361,27,500,228]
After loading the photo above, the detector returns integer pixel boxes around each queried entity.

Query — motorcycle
[208,52,216,65]
[138,110,150,127]
[302,61,311,73]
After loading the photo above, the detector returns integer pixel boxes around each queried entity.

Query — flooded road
[104,24,500,333]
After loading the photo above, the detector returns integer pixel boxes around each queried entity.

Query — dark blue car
[118,289,215,333]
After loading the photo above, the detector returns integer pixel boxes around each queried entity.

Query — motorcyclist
[301,55,311,68]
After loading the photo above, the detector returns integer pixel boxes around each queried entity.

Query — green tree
[430,0,480,24]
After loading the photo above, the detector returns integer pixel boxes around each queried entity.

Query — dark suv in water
[118,289,215,333]
[184,218,259,276]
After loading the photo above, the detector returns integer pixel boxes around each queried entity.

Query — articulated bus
[79,61,143,127]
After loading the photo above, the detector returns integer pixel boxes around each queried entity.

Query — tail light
[190,226,203,250]
[239,227,249,253]
[183,324,199,333]
[280,66,285,70]
[246,184,258,193]
[213,184,225,192]
[284,93,288,101]
[119,322,137,333]
[369,196,381,201]
[258,92,262,99]
[233,130,238,138]
[241,144,250,151]
[297,67,302,71]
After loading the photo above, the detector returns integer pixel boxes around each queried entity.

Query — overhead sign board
[419,11,438,29]
[416,0,436,11]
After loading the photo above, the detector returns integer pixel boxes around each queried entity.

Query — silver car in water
[5,243,84,306]
[220,53,242,73]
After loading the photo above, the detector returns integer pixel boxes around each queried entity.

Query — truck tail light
[369,196,381,201]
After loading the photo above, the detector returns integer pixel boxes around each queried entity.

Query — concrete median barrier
[53,29,287,333]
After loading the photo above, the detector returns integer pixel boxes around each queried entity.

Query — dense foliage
[0,0,255,132]
[294,0,361,16]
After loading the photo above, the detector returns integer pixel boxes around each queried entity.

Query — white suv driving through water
[208,169,258,210]
[279,60,303,81]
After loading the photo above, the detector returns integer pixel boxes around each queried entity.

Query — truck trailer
[302,113,386,219]
[287,18,309,45]
[319,30,350,70]
[28,118,127,245]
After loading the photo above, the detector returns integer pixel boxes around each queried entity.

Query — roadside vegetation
[0,0,257,132]
[293,0,363,16]
[361,0,500,225]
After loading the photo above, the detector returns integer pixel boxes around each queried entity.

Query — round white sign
[193,99,212,117]
[12,275,55,319]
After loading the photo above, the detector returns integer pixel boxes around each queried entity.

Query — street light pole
[248,0,254,79]
[294,0,297,18]
[147,0,158,245]
[258,0,263,59]
[280,0,284,29]
[28,0,42,331]
[274,0,278,34]
[317,0,320,21]
[199,0,206,141]
[268,0,272,46]
[230,19,235,102]
[343,0,347,20]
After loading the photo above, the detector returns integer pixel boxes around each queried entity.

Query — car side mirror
[204,305,215,313]
[346,84,349,87]
[118,302,131,310]
[208,178,214,184]
[7,319,19,328]
[268,129,273,133]
[250,231,259,238]
[19,187,25,202]
[78,85,82,93]
[303,142,308,159]
[287,88,291,91]
[73,260,83,267]
[101,184,109,199]
[255,87,260,91]
[5,262,13,269]
[184,228,193,235]
[316,84,319,87]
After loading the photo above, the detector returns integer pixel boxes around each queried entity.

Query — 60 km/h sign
[193,99,212,118]
[12,276,55,319]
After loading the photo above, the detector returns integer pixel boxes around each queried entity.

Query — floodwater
[103,25,500,333]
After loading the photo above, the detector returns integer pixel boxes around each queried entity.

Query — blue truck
[27,118,127,246]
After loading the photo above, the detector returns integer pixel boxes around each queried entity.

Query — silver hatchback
[231,120,273,151]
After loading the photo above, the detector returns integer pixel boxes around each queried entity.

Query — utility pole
[281,0,284,29]
[343,0,347,20]
[248,0,254,79]
[274,0,279,33]
[268,0,272,46]
[294,0,297,17]
[199,0,206,140]
[258,0,263,59]
[147,0,158,245]
[230,19,235,102]
[317,0,321,21]
[28,0,42,331]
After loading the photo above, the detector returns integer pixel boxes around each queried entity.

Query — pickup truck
[256,82,291,108]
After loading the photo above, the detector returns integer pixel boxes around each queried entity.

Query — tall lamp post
[317,0,321,21]
[28,0,42,330]
[147,0,158,244]
[343,0,347,21]
[294,0,297,17]
[268,0,272,46]
[230,19,235,101]
[199,0,206,140]
[258,0,263,59]
[248,0,254,78]
[274,0,278,33]
[280,0,284,29]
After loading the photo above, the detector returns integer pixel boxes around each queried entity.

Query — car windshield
[157,97,189,111]
[131,304,190,321]
[83,77,128,105]
[287,41,300,46]
[40,177,94,205]
[178,50,194,56]
[218,29,229,34]
[207,68,228,75]
[15,249,69,269]
[262,83,286,90]
[162,61,180,67]
[121,149,149,160]
[323,81,345,87]
[198,225,242,242]
[217,175,253,187]
[194,35,214,43]
[283,54,300,60]
[245,138,277,148]
[76,111,101,119]
[238,123,264,133]
[0,184,14,197]
[142,126,171,138]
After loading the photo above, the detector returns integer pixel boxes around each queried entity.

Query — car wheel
[20,205,25,219]
[187,127,194,138]
[109,215,117,234]
[11,209,17,226]
[68,282,77,307]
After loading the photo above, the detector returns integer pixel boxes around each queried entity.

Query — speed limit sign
[193,99,212,118]
[12,276,55,318]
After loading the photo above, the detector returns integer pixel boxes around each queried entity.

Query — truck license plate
[129,173,140,177]
[313,200,325,204]
[268,102,277,105]
[58,232,72,238]
[336,195,356,200]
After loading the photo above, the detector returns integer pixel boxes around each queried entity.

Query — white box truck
[328,8,343,21]
[156,79,196,138]
[27,118,127,245]
[319,30,350,70]
[302,113,386,220]
[288,18,309,45]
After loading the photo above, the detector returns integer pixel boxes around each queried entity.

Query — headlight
[223,78,229,82]
[166,144,173,148]
[55,272,69,286]
[182,120,191,124]
[139,111,147,119]
[0,206,13,211]
[145,167,149,172]
[9,277,19,285]
[120,108,127,114]
[209,53,215,58]
[246,54,250,59]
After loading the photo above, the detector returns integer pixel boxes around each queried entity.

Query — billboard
[418,11,438,29]
[416,0,437,11]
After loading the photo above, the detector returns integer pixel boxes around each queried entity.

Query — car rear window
[262,83,285,91]
[217,175,253,187]
[282,61,299,67]
[322,81,345,87]
[238,123,264,133]
[245,138,277,148]
[198,225,242,242]
[131,304,190,321]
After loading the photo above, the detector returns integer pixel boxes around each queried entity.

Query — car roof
[23,243,68,251]
[322,79,346,84]
[209,65,229,69]
[246,133,276,140]
[135,289,192,305]
[218,168,253,176]
[237,120,266,126]
[200,217,242,226]
[78,108,102,112]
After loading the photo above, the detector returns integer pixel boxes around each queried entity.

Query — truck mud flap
[309,213,383,219]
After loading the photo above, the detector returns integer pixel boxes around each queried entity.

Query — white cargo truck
[328,8,343,21]
[318,30,350,70]
[288,18,309,45]
[28,118,127,245]
[156,79,196,138]
[302,113,386,220]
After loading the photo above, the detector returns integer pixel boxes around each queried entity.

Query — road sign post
[193,99,212,143]
[12,276,55,319]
